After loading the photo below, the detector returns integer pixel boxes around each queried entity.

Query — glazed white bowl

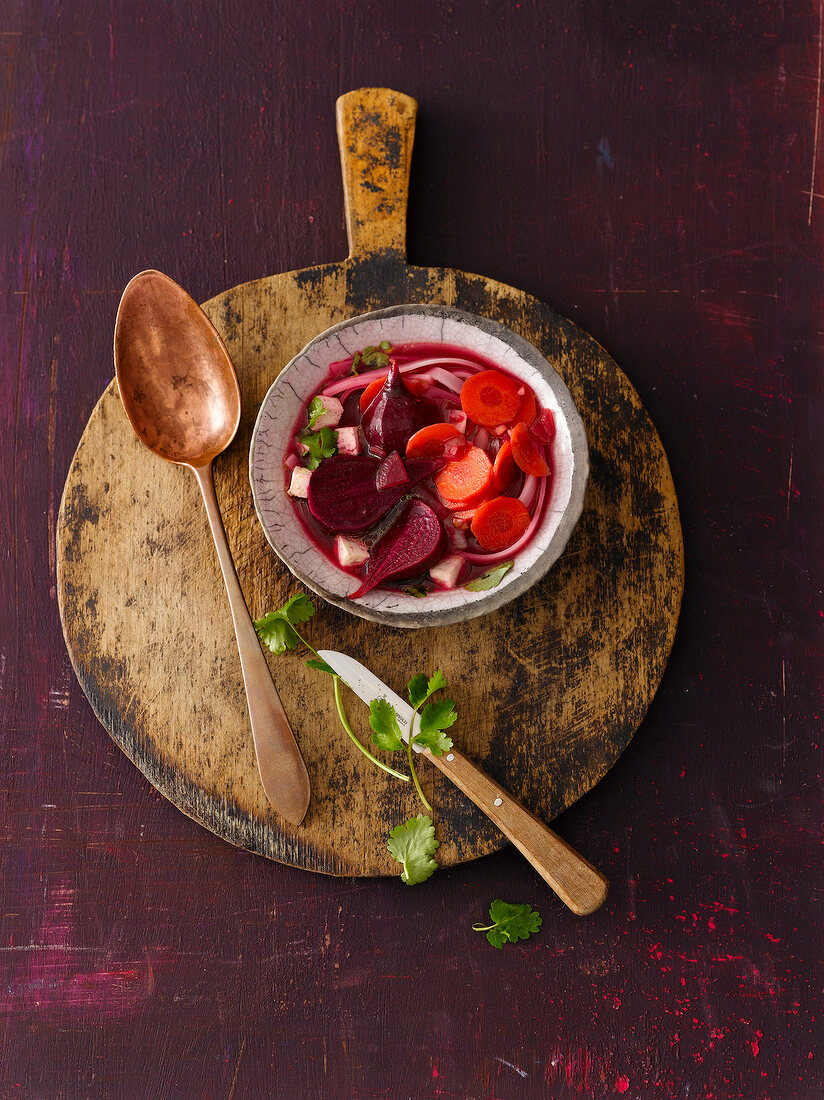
[249,304,588,628]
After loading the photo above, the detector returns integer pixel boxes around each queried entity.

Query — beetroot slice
[307,455,447,534]
[360,359,436,455]
[375,451,409,490]
[405,457,446,481]
[349,500,444,599]
[307,455,404,533]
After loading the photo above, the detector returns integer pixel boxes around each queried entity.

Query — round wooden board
[56,90,683,876]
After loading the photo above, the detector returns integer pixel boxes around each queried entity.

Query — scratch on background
[809,0,824,224]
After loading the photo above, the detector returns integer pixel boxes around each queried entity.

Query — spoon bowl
[114,270,311,826]
[114,270,241,466]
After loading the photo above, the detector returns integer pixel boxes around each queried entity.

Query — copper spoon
[113,269,311,826]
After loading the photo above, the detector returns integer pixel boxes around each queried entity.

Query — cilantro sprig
[254,596,408,783]
[368,670,455,813]
[473,900,542,948]
[299,425,337,470]
[351,340,392,374]
[254,593,463,885]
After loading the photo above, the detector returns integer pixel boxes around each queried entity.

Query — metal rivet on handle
[493,797,503,806]
[446,754,454,761]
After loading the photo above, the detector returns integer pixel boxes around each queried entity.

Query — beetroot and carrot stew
[284,341,556,597]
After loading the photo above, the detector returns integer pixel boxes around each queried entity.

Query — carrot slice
[492,440,515,491]
[514,385,538,426]
[434,445,493,505]
[510,422,551,477]
[406,422,465,460]
[359,375,387,412]
[470,496,531,552]
[460,370,522,427]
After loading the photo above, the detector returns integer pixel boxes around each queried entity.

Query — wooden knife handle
[336,87,417,260]
[428,747,608,915]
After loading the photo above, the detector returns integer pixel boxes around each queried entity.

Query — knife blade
[318,649,609,915]
[317,649,423,751]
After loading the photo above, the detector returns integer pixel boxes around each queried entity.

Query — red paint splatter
[616,1072,630,1093]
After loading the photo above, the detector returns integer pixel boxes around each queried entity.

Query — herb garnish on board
[254,593,458,881]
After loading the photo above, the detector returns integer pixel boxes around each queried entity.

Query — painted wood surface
[1,3,821,1098]
[56,88,682,879]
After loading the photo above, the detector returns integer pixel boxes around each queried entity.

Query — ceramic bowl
[249,304,588,628]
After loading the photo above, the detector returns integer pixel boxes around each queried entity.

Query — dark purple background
[1,2,821,1097]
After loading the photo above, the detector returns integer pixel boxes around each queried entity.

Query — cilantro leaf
[369,698,405,752]
[306,395,329,429]
[408,669,446,709]
[418,696,457,736]
[351,341,393,373]
[465,560,514,592]
[254,611,300,654]
[281,593,315,625]
[412,726,453,755]
[426,668,446,697]
[407,674,428,709]
[402,585,427,598]
[413,695,456,755]
[254,594,315,654]
[387,814,439,884]
[300,426,337,470]
[473,900,542,948]
[305,657,336,676]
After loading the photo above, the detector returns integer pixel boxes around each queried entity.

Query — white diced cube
[311,396,344,429]
[429,554,465,589]
[335,535,369,567]
[287,466,312,498]
[335,426,362,455]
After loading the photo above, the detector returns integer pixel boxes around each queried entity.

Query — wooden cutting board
[56,89,684,877]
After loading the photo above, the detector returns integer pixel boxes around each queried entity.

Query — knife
[318,650,609,915]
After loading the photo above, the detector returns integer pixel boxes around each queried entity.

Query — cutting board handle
[336,88,417,261]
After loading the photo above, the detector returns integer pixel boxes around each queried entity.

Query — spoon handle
[192,463,311,826]
[428,747,608,915]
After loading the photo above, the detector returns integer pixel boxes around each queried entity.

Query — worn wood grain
[56,89,683,877]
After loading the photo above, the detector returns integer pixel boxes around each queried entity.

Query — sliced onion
[462,476,548,565]
[448,525,468,550]
[473,427,490,450]
[393,356,485,374]
[426,366,464,394]
[321,360,417,397]
[421,385,462,407]
[518,474,538,508]
[322,356,484,398]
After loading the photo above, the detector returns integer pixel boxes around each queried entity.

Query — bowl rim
[248,303,589,628]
